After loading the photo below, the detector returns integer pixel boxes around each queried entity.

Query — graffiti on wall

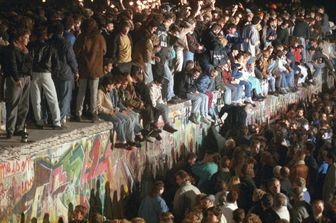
[0,131,143,223]
[0,101,207,223]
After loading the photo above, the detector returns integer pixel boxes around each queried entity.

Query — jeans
[30,72,61,126]
[144,62,153,85]
[268,76,276,92]
[239,80,252,98]
[154,103,169,123]
[284,71,295,88]
[248,76,262,95]
[99,113,127,142]
[5,76,30,134]
[186,92,208,118]
[55,79,73,122]
[224,84,242,104]
[162,61,175,101]
[76,78,99,116]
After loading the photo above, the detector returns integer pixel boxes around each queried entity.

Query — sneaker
[6,132,13,139]
[74,115,83,122]
[35,124,44,129]
[200,117,211,124]
[188,114,199,124]
[14,130,24,136]
[53,125,65,130]
[92,114,99,123]
[163,124,178,133]
[128,141,142,148]
[114,142,128,148]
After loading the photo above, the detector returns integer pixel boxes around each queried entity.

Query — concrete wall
[0,101,207,223]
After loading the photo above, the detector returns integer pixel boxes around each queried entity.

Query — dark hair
[261,193,274,209]
[207,207,223,221]
[63,16,74,30]
[74,205,87,215]
[150,181,165,197]
[233,209,245,223]
[227,190,239,203]
[103,58,114,67]
[100,76,115,88]
[53,22,64,35]
[175,170,190,182]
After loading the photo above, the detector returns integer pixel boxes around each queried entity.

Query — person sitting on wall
[148,74,178,134]
[97,76,142,149]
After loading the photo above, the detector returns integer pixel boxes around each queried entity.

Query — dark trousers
[5,76,31,134]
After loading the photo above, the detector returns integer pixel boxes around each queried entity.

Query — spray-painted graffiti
[0,102,205,223]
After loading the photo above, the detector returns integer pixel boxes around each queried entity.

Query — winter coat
[74,19,106,79]
[49,34,78,80]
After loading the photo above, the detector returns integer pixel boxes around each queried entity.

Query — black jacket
[1,44,32,81]
[49,34,78,80]
[29,40,58,74]
[293,20,310,39]
[174,71,197,99]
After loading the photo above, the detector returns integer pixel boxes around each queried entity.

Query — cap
[205,194,216,202]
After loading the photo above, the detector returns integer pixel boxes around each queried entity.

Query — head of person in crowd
[312,200,325,219]
[12,28,30,49]
[159,212,174,223]
[260,193,274,211]
[210,23,222,36]
[186,152,197,166]
[175,170,191,186]
[267,178,281,195]
[183,209,203,223]
[189,66,202,80]
[150,180,165,197]
[273,192,288,210]
[100,76,115,93]
[103,58,114,75]
[80,18,99,35]
[130,64,144,83]
[227,190,239,204]
[73,205,87,223]
[243,213,262,223]
[120,20,131,35]
[206,206,225,223]
[233,208,245,223]
[252,188,266,203]
[201,194,216,210]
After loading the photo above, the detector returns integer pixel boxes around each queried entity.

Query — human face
[121,26,130,35]
[269,180,281,194]
[207,211,219,223]
[192,71,200,80]
[104,63,113,73]
[74,210,84,221]
[313,201,324,216]
[19,33,30,46]
[106,23,114,32]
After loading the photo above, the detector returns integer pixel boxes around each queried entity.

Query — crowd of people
[1,0,336,222]
[0,0,335,145]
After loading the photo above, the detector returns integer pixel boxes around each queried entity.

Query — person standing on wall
[3,28,32,138]
[74,18,106,123]
[29,25,63,130]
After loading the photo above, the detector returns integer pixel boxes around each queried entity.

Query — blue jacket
[138,195,169,223]
[231,63,243,79]
[196,74,215,93]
